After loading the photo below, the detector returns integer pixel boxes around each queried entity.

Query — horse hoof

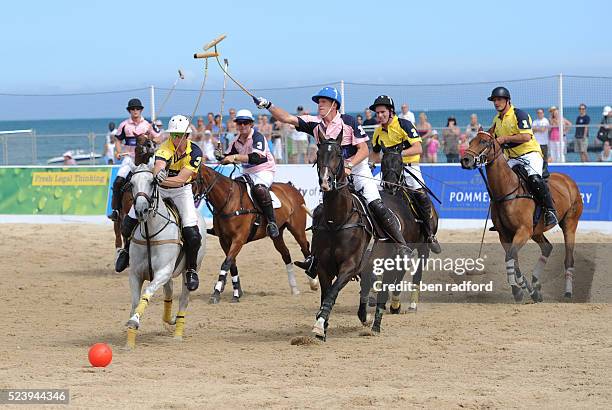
[533,279,542,292]
[512,286,524,303]
[312,317,326,338]
[173,335,183,342]
[314,334,326,342]
[367,295,377,308]
[564,292,572,299]
[407,302,418,313]
[231,296,240,303]
[209,292,221,304]
[371,325,381,334]
[123,343,135,351]
[308,278,319,291]
[291,287,301,296]
[530,289,541,303]
[390,304,401,314]
[126,319,139,329]
[357,305,367,324]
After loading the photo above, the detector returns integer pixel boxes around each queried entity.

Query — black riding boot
[528,174,558,226]
[412,189,441,254]
[252,184,279,238]
[182,226,202,291]
[108,176,127,222]
[294,255,317,279]
[115,215,138,272]
[369,199,411,256]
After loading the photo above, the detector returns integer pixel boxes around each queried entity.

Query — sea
[0,106,605,165]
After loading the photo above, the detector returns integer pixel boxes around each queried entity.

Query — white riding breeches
[352,159,381,204]
[403,164,425,190]
[128,184,199,227]
[507,152,543,177]
[117,155,135,178]
[242,170,274,188]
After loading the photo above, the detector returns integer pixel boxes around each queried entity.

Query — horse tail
[301,203,313,218]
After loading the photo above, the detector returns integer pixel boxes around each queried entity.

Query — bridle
[317,139,349,191]
[465,131,503,168]
[380,146,405,192]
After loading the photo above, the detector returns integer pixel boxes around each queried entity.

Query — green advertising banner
[0,167,111,215]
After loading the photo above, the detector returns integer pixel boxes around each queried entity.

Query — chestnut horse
[192,164,318,304]
[461,131,583,302]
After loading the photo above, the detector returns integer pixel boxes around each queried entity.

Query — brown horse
[460,131,583,302]
[192,164,318,304]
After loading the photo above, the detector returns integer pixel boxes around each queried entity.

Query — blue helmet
[312,87,341,109]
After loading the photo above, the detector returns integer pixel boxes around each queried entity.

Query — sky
[0,0,610,119]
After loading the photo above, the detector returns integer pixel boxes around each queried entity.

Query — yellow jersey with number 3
[492,104,542,159]
[372,116,422,163]
[154,139,203,182]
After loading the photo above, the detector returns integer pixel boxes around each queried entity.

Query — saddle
[349,190,401,241]
[505,165,544,227]
[235,175,282,209]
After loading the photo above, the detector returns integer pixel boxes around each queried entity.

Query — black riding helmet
[126,98,144,111]
[487,87,511,101]
[369,95,396,112]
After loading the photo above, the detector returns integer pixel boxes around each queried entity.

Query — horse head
[135,138,157,165]
[460,131,501,169]
[130,163,156,221]
[316,128,344,192]
[380,145,404,191]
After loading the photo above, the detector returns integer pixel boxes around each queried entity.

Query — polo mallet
[197,34,257,99]
[155,69,185,121]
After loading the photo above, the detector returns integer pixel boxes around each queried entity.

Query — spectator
[574,103,590,162]
[398,103,416,124]
[363,109,377,126]
[599,106,612,143]
[259,115,273,152]
[154,119,166,142]
[458,133,469,158]
[271,119,284,163]
[442,116,461,163]
[549,106,570,162]
[465,113,482,142]
[532,108,551,162]
[201,130,217,163]
[63,151,77,166]
[103,122,117,164]
[205,112,215,131]
[288,106,308,163]
[192,117,206,142]
[599,140,612,162]
[416,112,433,162]
[356,114,364,126]
[226,108,237,134]
[427,130,440,163]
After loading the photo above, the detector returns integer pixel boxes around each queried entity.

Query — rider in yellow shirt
[370,95,441,253]
[488,87,557,226]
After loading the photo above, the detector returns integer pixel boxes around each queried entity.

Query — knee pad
[121,215,138,237]
[182,226,202,247]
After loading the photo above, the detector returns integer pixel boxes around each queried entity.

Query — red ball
[88,343,112,367]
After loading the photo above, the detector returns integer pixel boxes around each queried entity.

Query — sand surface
[1,224,611,409]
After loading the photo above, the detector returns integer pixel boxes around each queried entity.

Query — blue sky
[0,0,610,119]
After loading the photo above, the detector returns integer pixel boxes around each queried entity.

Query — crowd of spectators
[124,103,612,165]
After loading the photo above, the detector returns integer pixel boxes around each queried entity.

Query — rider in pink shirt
[220,109,279,238]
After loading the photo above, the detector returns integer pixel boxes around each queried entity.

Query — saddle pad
[246,184,282,209]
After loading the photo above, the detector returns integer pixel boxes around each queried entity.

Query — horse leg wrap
[163,299,173,323]
[565,268,574,296]
[390,295,401,310]
[135,294,151,317]
[286,263,299,294]
[506,259,518,286]
[533,255,548,282]
[174,311,186,338]
[126,327,137,349]
[215,270,227,292]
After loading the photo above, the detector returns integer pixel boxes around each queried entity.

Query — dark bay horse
[311,134,417,341]
[192,164,318,304]
[378,148,439,312]
[461,131,583,302]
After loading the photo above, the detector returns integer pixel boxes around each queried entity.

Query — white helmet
[235,109,254,122]
[166,115,192,134]
[603,106,612,116]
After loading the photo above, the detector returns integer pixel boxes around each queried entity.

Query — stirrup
[294,255,316,279]
[115,248,129,272]
[267,222,279,238]
[185,269,199,291]
[108,209,120,222]
[544,210,558,227]
[428,236,442,254]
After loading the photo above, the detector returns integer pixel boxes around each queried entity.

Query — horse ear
[335,127,344,144]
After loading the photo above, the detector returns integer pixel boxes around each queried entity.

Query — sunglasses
[236,120,252,125]
[170,132,185,138]
[128,107,142,111]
